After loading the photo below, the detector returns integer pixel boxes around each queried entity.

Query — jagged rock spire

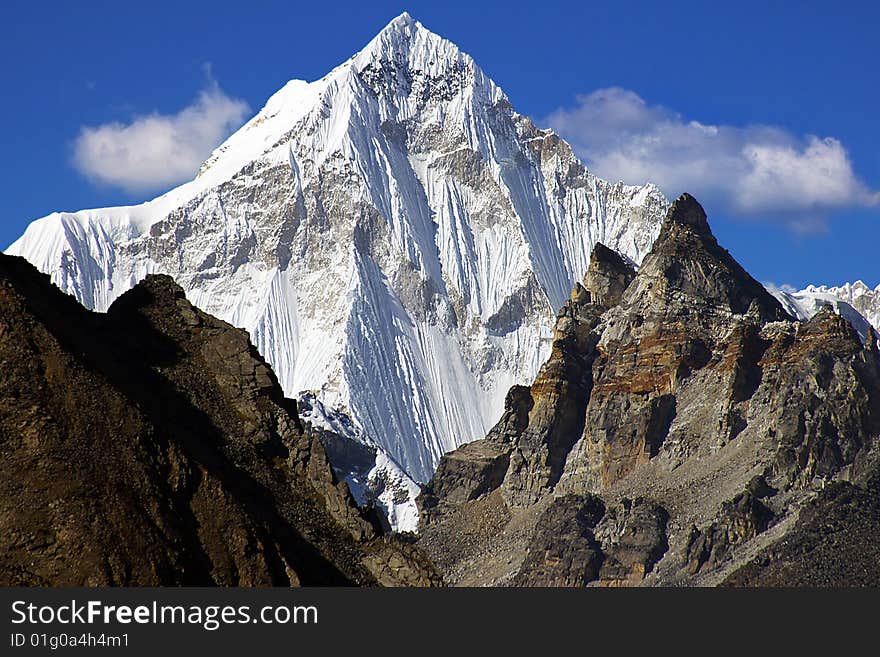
[662,192,711,234]
[630,193,789,321]
[582,242,636,309]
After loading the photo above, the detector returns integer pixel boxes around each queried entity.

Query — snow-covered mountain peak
[7,14,669,523]
[355,11,426,60]
[353,12,473,77]
[802,279,879,298]
[774,278,880,338]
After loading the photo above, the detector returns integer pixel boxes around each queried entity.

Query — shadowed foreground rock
[724,476,880,586]
[418,194,880,586]
[0,254,440,586]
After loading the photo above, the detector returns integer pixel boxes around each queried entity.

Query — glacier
[770,280,880,343]
[7,13,672,528]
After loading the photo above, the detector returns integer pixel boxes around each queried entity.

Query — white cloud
[546,88,878,231]
[73,77,249,193]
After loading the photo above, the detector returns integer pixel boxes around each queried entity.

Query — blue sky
[1,0,878,288]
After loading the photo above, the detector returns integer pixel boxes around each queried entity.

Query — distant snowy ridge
[770,280,880,343]
[797,281,880,332]
[7,13,668,526]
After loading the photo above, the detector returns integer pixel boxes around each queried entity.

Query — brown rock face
[561,193,790,492]
[418,193,880,587]
[481,245,637,506]
[0,254,440,586]
[723,477,880,587]
[686,492,774,574]
[513,495,605,586]
[500,296,603,506]
[581,242,636,309]
[593,499,669,586]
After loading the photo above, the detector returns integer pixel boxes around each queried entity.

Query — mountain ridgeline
[4,12,880,586]
[3,193,879,585]
[417,195,880,586]
[0,252,439,586]
[5,13,667,516]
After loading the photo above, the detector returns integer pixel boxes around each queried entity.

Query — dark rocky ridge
[723,475,880,586]
[418,194,880,586]
[0,253,440,586]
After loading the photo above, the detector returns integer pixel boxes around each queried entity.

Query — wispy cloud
[546,88,878,232]
[72,72,249,194]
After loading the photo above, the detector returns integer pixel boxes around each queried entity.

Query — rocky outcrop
[759,306,880,487]
[513,495,605,586]
[417,193,880,587]
[581,242,636,309]
[420,441,511,513]
[500,297,604,506]
[419,385,530,526]
[560,194,790,493]
[594,499,669,586]
[724,477,880,587]
[0,254,440,586]
[480,242,646,507]
[686,492,774,574]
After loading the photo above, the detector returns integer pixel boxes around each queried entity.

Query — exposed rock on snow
[418,195,880,586]
[297,392,421,532]
[0,253,440,586]
[771,280,880,343]
[6,13,668,515]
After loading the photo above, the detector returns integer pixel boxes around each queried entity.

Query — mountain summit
[0,252,439,585]
[418,195,880,586]
[6,15,667,524]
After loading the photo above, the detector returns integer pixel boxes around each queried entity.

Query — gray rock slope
[418,194,880,586]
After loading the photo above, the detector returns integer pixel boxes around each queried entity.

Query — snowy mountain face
[297,392,421,532]
[770,280,880,343]
[7,13,668,528]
